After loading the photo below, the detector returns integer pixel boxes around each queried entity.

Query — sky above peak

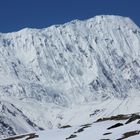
[0,0,140,33]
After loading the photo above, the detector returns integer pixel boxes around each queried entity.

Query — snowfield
[1,15,140,139]
[4,113,140,140]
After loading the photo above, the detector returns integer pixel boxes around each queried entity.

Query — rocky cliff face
[1,15,140,137]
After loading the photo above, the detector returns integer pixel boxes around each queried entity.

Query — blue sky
[0,0,140,33]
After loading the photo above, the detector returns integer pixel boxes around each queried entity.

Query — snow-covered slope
[0,101,43,139]
[5,113,140,140]
[1,15,140,137]
[34,114,140,140]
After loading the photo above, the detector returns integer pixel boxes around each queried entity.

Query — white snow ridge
[1,15,140,139]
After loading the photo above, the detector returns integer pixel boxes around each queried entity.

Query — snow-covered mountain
[1,15,140,138]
